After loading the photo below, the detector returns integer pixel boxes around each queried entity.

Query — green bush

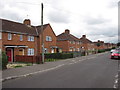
[45,53,73,60]
[0,52,8,70]
[105,48,111,51]
[98,49,106,53]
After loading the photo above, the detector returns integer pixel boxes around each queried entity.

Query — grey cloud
[108,1,118,8]
[0,5,22,22]
[48,9,70,24]
[87,26,118,37]
[84,16,110,25]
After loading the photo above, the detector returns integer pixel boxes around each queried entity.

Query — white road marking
[72,60,75,62]
[113,74,119,89]
[115,79,118,84]
[68,63,74,65]
[87,57,96,59]
[115,74,118,78]
[113,85,117,88]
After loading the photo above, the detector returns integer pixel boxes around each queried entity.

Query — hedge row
[45,53,73,59]
[98,48,111,53]
[0,52,8,70]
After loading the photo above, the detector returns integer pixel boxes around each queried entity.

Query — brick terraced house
[94,40,117,50]
[79,35,96,51]
[57,29,83,52]
[0,19,57,62]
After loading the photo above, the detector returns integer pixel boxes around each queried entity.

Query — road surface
[3,52,118,88]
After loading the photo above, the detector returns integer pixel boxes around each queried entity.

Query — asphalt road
[3,52,118,88]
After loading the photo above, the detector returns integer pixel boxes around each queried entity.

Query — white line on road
[115,79,118,84]
[115,74,118,78]
[87,57,96,59]
[113,85,117,88]
[68,63,74,65]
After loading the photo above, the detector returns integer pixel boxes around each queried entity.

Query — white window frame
[46,36,52,41]
[20,35,23,41]
[0,48,1,54]
[44,48,48,53]
[28,48,34,56]
[28,36,34,41]
[73,41,75,44]
[0,32,2,39]
[8,33,12,40]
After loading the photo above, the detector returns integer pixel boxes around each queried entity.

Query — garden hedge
[0,52,8,70]
[45,53,73,59]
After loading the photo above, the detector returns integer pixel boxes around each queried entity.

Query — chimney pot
[23,19,31,25]
[82,35,86,38]
[65,29,70,34]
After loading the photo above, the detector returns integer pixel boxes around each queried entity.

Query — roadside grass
[45,59,59,62]
[7,62,33,69]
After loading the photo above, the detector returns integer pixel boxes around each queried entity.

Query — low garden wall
[15,55,42,63]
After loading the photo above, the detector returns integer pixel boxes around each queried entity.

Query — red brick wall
[39,25,57,53]
[2,32,37,56]
[57,40,69,52]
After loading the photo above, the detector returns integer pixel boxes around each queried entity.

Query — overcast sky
[0,0,119,43]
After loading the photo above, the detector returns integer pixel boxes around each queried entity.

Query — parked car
[110,49,116,53]
[111,51,120,59]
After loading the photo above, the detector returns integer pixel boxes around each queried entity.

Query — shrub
[45,53,73,60]
[0,52,8,70]
[105,48,111,51]
[98,49,105,53]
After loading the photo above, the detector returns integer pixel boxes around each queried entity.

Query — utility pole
[41,3,44,64]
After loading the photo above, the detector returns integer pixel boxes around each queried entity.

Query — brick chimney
[98,40,100,42]
[82,35,86,38]
[65,29,70,34]
[23,19,31,25]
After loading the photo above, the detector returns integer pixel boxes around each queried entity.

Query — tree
[117,42,120,47]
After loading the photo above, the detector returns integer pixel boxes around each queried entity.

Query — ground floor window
[0,48,1,54]
[51,48,54,53]
[28,48,34,56]
[69,48,72,52]
[44,48,48,53]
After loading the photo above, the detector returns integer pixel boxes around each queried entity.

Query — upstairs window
[20,35,23,41]
[8,33,12,40]
[79,41,82,44]
[46,36,52,41]
[0,32,2,39]
[69,41,72,44]
[28,36,34,41]
[73,41,75,44]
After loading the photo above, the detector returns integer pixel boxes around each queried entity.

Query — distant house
[57,29,82,52]
[0,19,57,62]
[94,40,117,50]
[93,40,107,50]
[79,35,95,51]
[36,23,57,54]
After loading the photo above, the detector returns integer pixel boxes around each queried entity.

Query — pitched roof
[57,32,79,41]
[36,24,49,34]
[79,36,92,43]
[0,18,49,36]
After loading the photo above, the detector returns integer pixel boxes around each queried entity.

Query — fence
[15,55,42,63]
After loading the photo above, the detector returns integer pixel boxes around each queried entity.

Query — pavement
[1,52,110,83]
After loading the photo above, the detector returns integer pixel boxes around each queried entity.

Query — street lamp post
[41,3,44,64]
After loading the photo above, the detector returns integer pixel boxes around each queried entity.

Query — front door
[6,48,13,62]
